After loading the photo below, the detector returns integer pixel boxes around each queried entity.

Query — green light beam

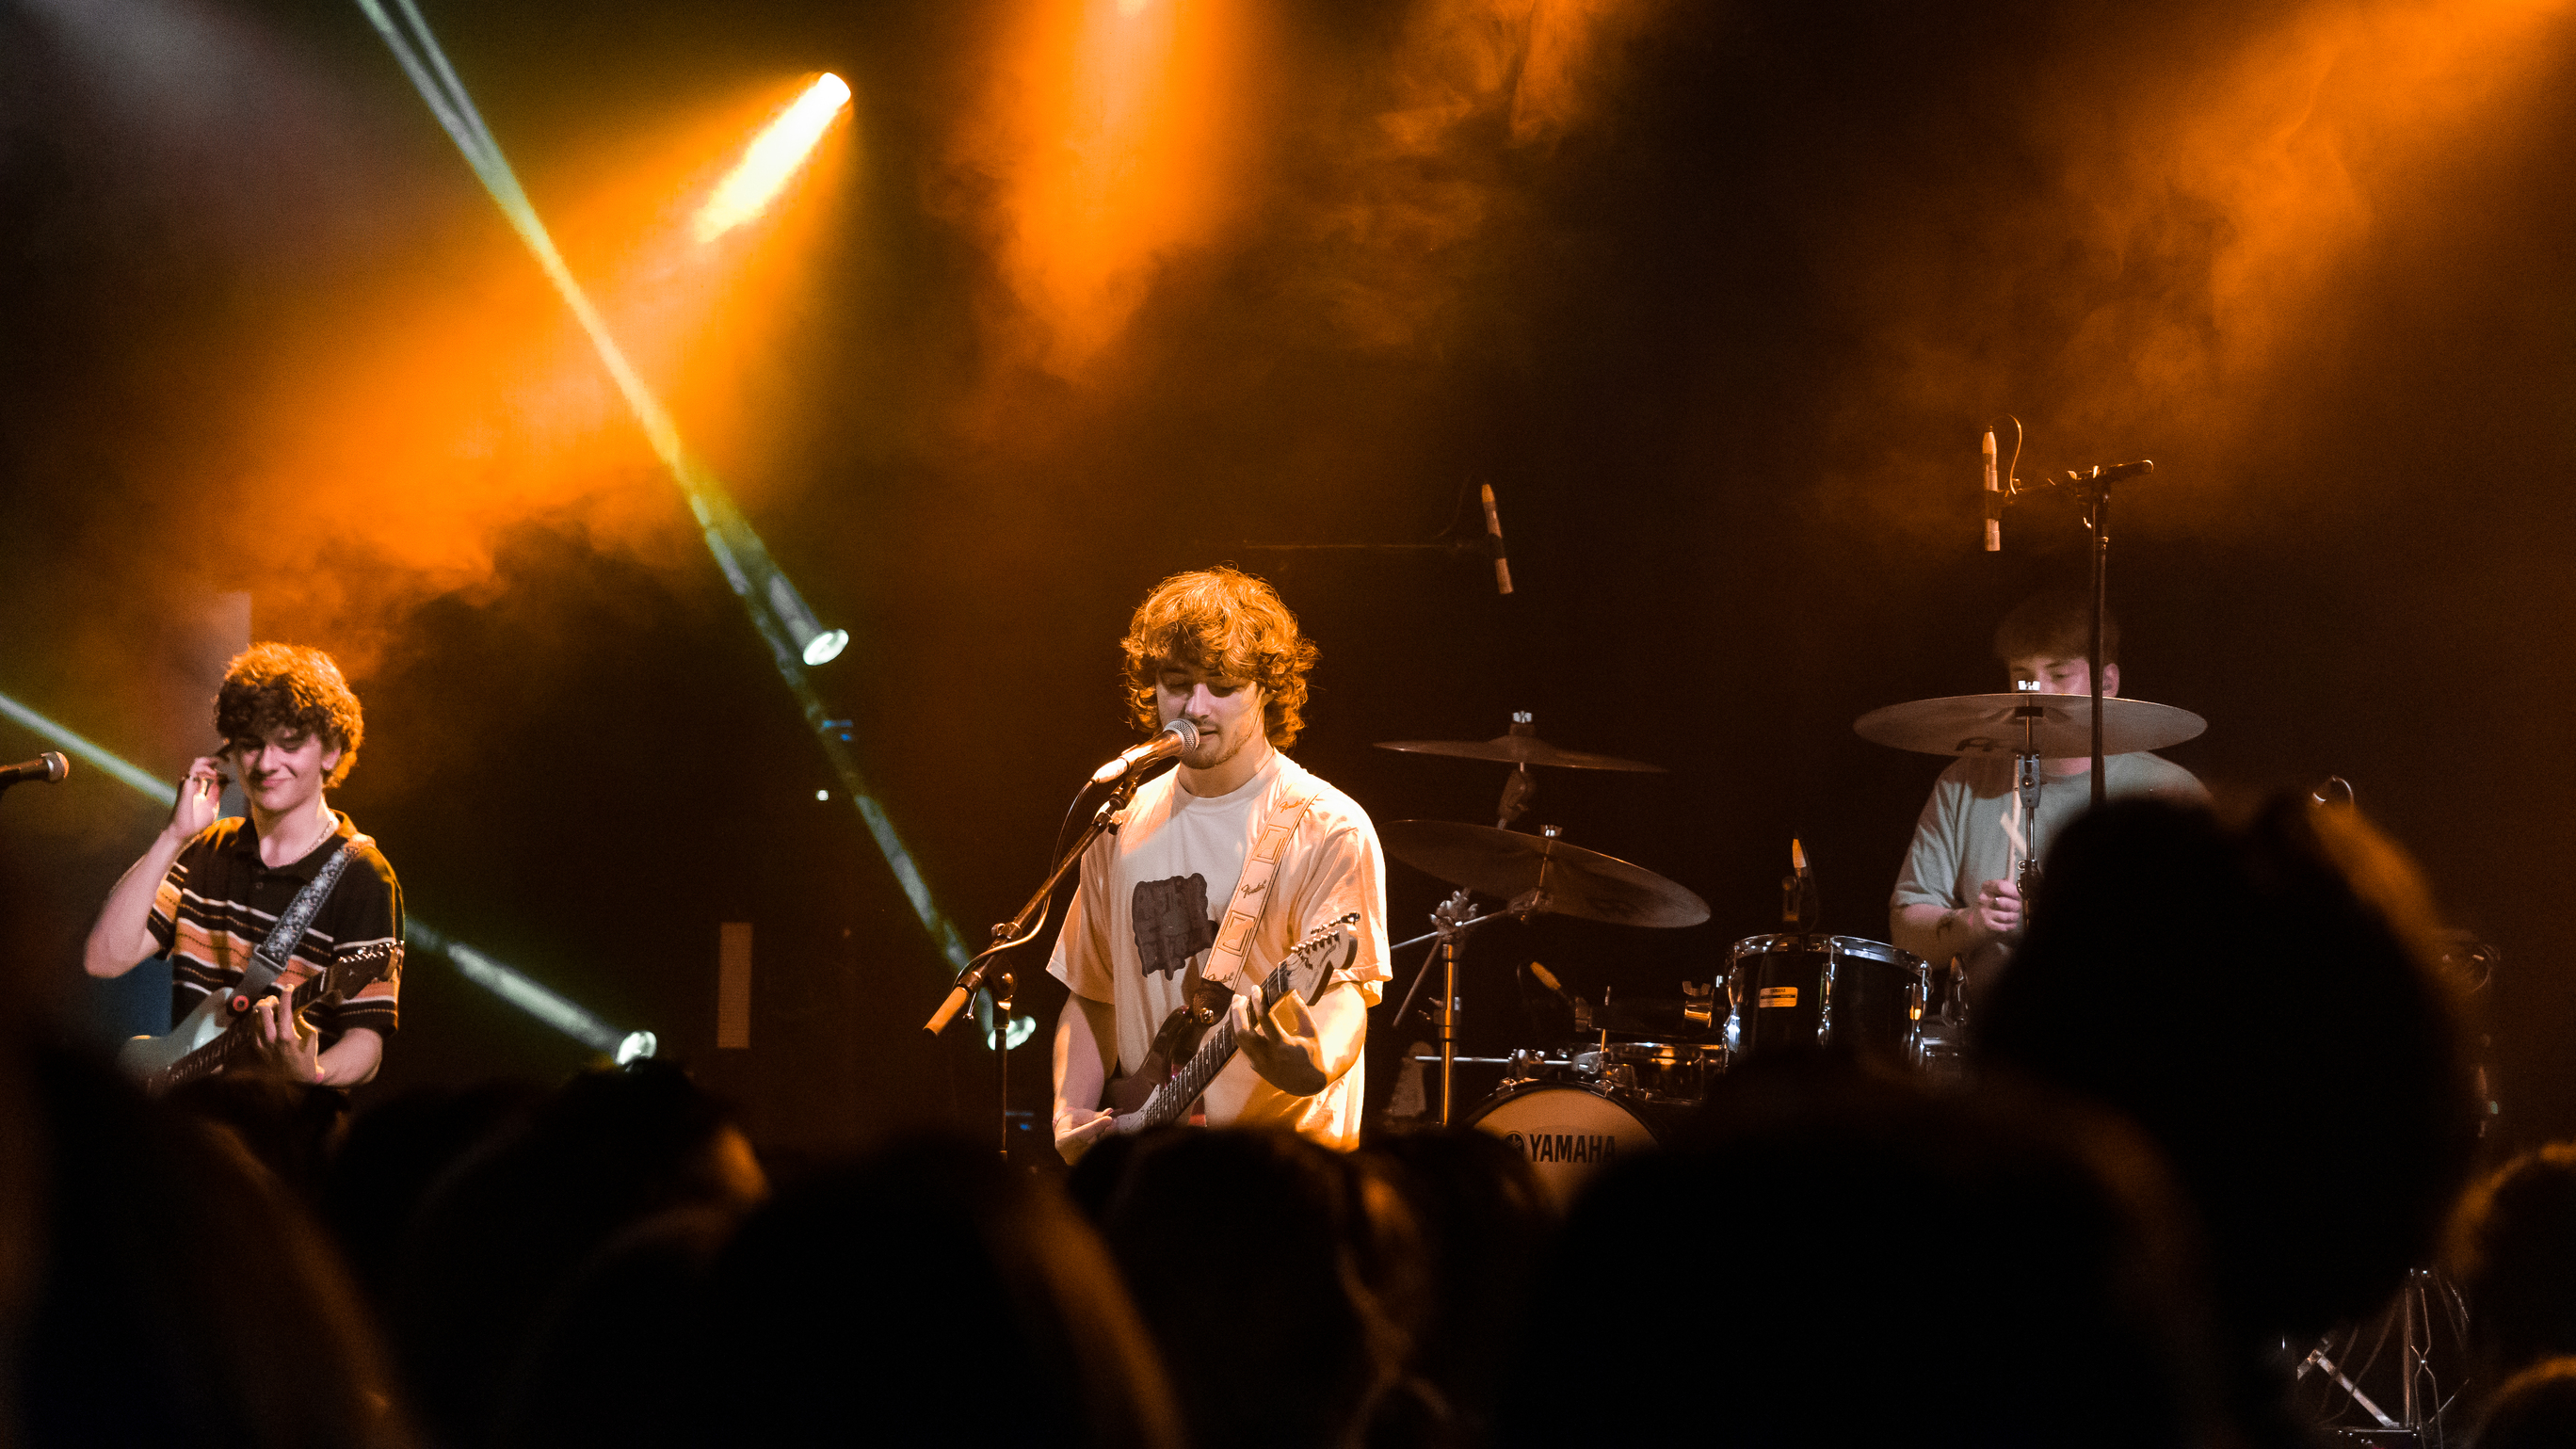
[350,0,1026,1048]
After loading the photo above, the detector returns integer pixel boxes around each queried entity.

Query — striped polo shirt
[146,810,403,1043]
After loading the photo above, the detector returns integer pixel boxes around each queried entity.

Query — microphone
[2021,460,2155,493]
[1983,429,2002,552]
[1089,717,1199,784]
[0,753,69,787]
[1782,837,1813,929]
[1480,484,1514,596]
[1527,959,1592,1032]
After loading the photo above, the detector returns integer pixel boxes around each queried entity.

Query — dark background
[3,0,2569,1157]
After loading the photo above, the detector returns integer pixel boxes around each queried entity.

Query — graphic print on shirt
[1132,874,1218,978]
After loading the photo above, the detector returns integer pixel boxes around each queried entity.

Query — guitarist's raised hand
[1055,1107,1117,1163]
[168,756,226,842]
[1232,991,1331,1098]
[252,993,324,1084]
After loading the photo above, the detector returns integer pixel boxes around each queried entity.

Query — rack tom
[1724,935,1927,1066]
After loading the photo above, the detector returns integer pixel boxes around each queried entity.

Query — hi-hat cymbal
[1376,733,1666,772]
[1853,692,2207,758]
[1381,820,1710,928]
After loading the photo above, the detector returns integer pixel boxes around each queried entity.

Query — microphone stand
[2079,474,2119,806]
[923,764,1159,1158]
[1998,458,2152,809]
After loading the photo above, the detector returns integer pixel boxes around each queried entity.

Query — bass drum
[1463,1081,1661,1207]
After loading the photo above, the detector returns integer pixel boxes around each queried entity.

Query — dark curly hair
[215,643,365,789]
[1120,569,1319,748]
[1994,588,2120,667]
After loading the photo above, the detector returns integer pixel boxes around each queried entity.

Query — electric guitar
[1103,912,1360,1135]
[117,940,402,1095]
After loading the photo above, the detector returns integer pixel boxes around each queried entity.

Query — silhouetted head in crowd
[2450,1143,2576,1380]
[1506,1062,2217,1449]
[1092,1127,1425,1449]
[1360,1129,1550,1449]
[690,1135,1181,1449]
[497,1205,743,1449]
[1975,795,2475,1353]
[166,1069,350,1204]
[2473,1359,2576,1449]
[8,1035,414,1447]
[391,1060,764,1448]
[322,1079,546,1313]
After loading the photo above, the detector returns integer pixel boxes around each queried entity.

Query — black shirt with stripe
[145,810,403,1043]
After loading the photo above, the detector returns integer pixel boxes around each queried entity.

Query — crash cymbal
[1381,820,1711,928]
[1853,692,2206,758]
[1377,717,1666,773]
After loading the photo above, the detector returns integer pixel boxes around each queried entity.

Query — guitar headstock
[319,940,403,1002]
[1270,911,1361,1007]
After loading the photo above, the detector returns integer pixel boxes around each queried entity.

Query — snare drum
[1724,934,1927,1065]
[1464,1081,1661,1206]
[1593,1040,1718,1103]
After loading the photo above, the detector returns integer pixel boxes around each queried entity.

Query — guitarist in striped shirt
[1050,570,1392,1160]
[84,643,401,1087]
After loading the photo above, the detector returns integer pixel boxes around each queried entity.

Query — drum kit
[1376,690,2207,1201]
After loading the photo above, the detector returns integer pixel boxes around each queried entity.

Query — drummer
[1888,589,2206,986]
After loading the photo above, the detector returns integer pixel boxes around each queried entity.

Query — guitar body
[1103,914,1360,1135]
[117,990,235,1081]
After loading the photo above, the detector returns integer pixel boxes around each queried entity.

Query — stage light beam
[694,72,851,245]
[350,3,1025,1046]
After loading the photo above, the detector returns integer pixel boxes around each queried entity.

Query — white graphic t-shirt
[1048,752,1391,1149]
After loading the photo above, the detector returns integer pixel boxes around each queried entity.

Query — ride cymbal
[1852,692,2206,758]
[1376,733,1665,772]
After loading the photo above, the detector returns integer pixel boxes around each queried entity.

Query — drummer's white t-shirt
[1048,752,1391,1150]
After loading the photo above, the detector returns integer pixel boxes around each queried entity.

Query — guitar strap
[231,832,372,1008]
[1199,765,1326,995]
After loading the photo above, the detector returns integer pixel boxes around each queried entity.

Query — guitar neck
[1134,971,1280,1131]
[1123,914,1353,1132]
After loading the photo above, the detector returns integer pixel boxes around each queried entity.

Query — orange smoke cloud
[1284,0,1647,353]
[957,0,1264,375]
[1818,0,2575,544]
[2047,0,2573,436]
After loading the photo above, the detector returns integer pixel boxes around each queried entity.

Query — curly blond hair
[1119,569,1320,747]
[215,643,365,788]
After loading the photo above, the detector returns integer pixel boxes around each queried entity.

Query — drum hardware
[2293,1267,2470,1440]
[1681,980,1715,1030]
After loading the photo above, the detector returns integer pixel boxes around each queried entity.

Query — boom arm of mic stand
[923,774,1140,1036]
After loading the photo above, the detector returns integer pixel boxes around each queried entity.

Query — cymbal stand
[2083,480,2111,807]
[1384,889,1516,1126]
[2011,690,2044,901]
[1996,453,2154,808]
[1495,713,1538,829]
